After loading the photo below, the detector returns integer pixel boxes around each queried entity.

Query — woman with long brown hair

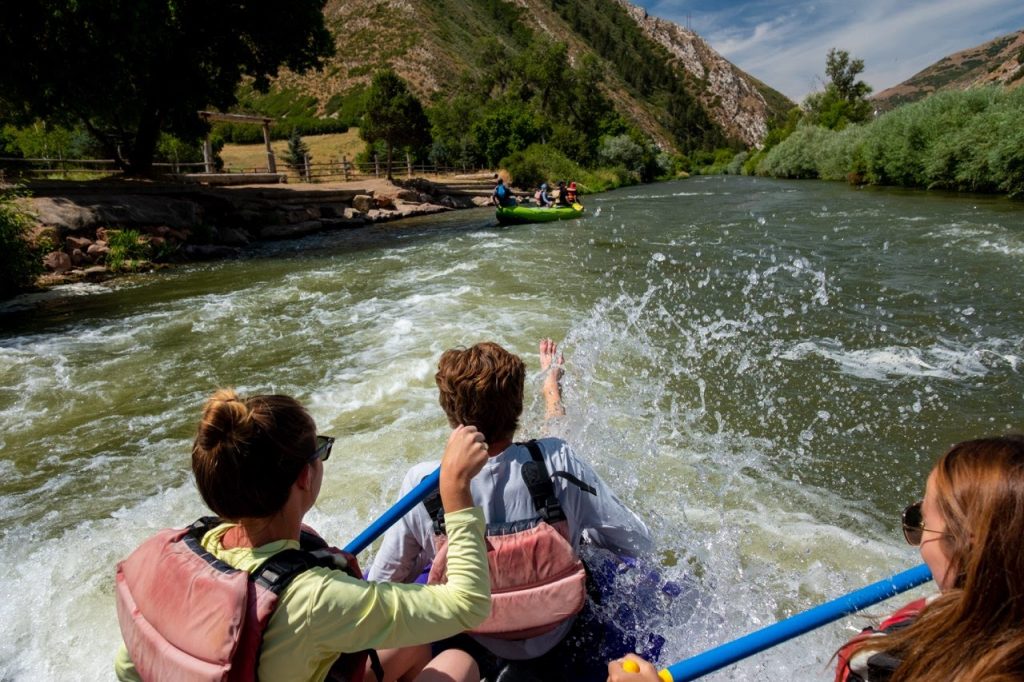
[835,435,1024,681]
[606,435,1024,682]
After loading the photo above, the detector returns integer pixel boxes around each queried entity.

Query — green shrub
[106,229,149,272]
[0,187,41,297]
[500,144,581,189]
[818,124,868,181]
[756,124,832,179]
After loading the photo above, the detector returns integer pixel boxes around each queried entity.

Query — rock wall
[617,1,778,148]
[20,179,487,283]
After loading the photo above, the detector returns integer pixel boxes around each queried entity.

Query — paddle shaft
[661,563,933,681]
[342,467,440,555]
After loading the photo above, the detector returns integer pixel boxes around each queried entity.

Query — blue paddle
[628,563,932,681]
[343,467,441,555]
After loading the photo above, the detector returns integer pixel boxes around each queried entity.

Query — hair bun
[198,388,253,452]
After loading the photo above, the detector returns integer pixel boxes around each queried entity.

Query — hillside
[874,29,1024,110]
[256,0,793,150]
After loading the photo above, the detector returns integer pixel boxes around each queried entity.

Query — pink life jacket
[425,441,596,640]
[115,517,378,682]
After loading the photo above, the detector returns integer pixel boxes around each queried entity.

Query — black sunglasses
[901,500,949,546]
[310,435,334,463]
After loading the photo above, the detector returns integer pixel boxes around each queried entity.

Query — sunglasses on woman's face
[310,435,334,463]
[901,500,948,545]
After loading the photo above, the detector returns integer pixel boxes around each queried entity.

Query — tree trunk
[127,109,162,177]
[385,142,394,181]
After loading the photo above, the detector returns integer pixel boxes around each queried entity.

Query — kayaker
[565,181,579,204]
[607,435,1024,682]
[369,339,653,679]
[114,389,492,682]
[492,176,516,207]
[555,180,570,206]
[534,183,552,207]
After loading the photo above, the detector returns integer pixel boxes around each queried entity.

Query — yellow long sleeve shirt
[115,507,489,682]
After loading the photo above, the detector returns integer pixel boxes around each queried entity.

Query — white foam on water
[780,338,1016,381]
[3,177,1022,680]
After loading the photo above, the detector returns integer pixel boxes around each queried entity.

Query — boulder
[375,196,396,210]
[352,194,374,212]
[87,243,110,260]
[43,251,72,273]
[83,266,109,280]
[66,235,93,252]
[395,189,420,202]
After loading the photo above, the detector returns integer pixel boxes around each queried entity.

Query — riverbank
[17,173,499,289]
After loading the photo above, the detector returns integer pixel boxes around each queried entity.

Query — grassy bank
[751,87,1024,197]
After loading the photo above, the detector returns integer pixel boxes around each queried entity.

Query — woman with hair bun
[114,389,492,682]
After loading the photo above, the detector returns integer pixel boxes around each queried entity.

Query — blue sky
[636,0,1024,102]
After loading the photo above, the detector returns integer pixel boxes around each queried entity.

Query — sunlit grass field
[220,130,365,173]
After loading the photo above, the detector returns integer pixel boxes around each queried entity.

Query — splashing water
[1,177,1022,680]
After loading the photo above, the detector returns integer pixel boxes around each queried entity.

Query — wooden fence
[1,153,485,184]
[0,157,207,181]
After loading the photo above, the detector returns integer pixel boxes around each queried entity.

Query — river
[1,175,1022,680]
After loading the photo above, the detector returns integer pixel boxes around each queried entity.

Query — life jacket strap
[184,516,382,682]
[423,440,597,534]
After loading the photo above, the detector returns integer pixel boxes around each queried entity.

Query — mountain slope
[264,0,793,150]
[874,29,1024,110]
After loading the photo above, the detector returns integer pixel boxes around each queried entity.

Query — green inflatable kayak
[496,203,584,225]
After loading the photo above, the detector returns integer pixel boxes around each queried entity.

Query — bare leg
[415,649,480,682]
[539,338,565,419]
[369,645,432,682]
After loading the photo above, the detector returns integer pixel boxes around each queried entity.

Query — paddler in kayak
[368,339,653,680]
[492,176,517,208]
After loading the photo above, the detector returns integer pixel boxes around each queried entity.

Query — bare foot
[540,338,565,418]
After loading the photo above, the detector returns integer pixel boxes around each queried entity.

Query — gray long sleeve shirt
[367,437,653,659]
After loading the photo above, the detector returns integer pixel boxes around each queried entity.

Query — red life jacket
[835,597,929,682]
[424,441,595,640]
[115,517,379,682]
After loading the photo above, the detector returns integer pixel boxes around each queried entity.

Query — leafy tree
[471,102,547,168]
[359,70,431,180]
[0,187,42,298]
[0,0,333,175]
[282,130,312,175]
[805,49,873,129]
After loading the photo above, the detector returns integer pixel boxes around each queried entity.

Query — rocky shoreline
[20,174,498,288]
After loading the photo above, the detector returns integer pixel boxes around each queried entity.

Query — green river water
[1,175,1022,680]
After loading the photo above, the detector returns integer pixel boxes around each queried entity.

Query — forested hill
[259,0,793,150]
[873,29,1024,111]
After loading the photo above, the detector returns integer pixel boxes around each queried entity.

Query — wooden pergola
[197,111,276,173]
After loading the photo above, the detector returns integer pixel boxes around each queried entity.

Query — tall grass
[754,87,1024,197]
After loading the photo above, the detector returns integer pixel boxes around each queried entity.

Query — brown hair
[842,435,1024,681]
[191,389,316,520]
[435,342,525,442]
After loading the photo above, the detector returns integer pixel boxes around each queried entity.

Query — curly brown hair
[435,342,525,442]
